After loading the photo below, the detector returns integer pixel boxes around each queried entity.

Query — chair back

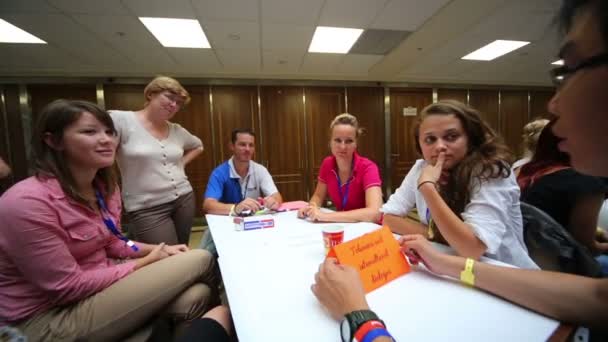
[521,202,601,277]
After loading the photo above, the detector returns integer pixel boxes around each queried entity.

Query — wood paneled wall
[347,87,386,180]
[1,85,28,192]
[469,89,500,132]
[211,86,259,162]
[1,82,555,208]
[305,86,345,195]
[500,90,529,156]
[259,86,310,201]
[389,88,433,189]
[530,90,555,119]
[28,84,98,125]
[437,88,467,103]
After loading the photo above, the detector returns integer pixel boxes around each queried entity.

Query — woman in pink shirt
[298,113,383,223]
[0,100,231,341]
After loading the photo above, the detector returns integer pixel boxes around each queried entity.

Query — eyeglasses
[550,52,608,87]
[161,92,185,107]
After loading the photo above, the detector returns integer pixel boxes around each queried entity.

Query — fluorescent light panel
[0,18,46,44]
[551,59,564,65]
[461,40,530,61]
[139,17,210,48]
[308,26,363,54]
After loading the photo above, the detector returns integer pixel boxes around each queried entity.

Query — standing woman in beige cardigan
[110,76,203,245]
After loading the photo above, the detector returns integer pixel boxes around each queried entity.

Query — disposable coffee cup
[322,225,345,254]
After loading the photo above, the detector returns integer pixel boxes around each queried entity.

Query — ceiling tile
[2,13,129,67]
[262,49,304,73]
[465,0,555,42]
[0,44,81,69]
[122,0,196,19]
[262,23,313,50]
[337,54,383,74]
[0,0,59,13]
[370,0,450,31]
[193,0,259,21]
[300,53,344,74]
[167,48,222,74]
[47,0,129,15]
[215,48,261,72]
[261,0,324,25]
[318,0,388,28]
[204,21,259,49]
[72,14,176,69]
[0,0,563,84]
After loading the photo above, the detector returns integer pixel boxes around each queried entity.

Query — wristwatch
[340,310,384,342]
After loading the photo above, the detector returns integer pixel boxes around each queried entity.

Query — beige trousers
[16,249,219,342]
[128,191,195,245]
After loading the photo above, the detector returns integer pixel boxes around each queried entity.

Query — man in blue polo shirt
[203,128,282,216]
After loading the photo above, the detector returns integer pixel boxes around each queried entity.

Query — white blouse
[110,110,203,212]
[381,159,538,269]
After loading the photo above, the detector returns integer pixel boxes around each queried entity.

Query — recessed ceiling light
[139,17,210,48]
[551,59,564,65]
[0,18,46,44]
[461,40,530,61]
[308,26,363,54]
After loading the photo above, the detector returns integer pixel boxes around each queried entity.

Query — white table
[207,211,559,341]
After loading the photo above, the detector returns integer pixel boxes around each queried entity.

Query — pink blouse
[0,177,138,324]
[318,152,382,211]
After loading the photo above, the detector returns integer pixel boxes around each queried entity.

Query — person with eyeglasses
[109,76,204,246]
[298,113,383,223]
[312,1,608,341]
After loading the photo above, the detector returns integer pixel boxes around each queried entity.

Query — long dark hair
[31,99,118,204]
[414,100,513,224]
[517,119,569,192]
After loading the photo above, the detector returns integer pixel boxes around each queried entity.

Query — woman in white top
[110,76,203,245]
[382,100,537,269]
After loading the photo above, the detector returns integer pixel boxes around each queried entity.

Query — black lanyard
[240,175,250,201]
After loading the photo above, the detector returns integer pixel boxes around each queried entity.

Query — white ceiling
[0,0,562,86]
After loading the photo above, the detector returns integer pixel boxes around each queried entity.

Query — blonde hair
[143,76,191,106]
[521,118,550,157]
[329,113,364,138]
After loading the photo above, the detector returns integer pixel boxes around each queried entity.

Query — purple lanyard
[95,190,139,252]
[335,160,354,210]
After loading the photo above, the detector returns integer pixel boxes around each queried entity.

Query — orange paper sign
[327,226,410,293]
